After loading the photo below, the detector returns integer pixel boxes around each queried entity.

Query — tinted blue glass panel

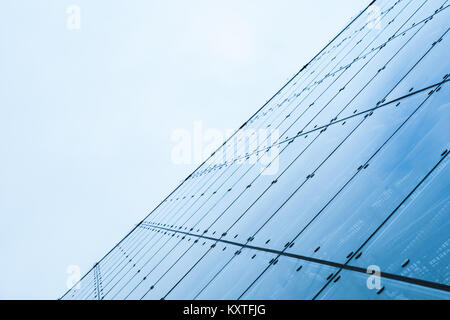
[317,270,450,300]
[61,0,450,300]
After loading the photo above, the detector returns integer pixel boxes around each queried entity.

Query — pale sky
[0,0,370,299]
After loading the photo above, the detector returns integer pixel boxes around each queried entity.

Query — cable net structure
[62,0,450,300]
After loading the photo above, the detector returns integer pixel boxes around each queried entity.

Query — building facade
[62,0,450,300]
